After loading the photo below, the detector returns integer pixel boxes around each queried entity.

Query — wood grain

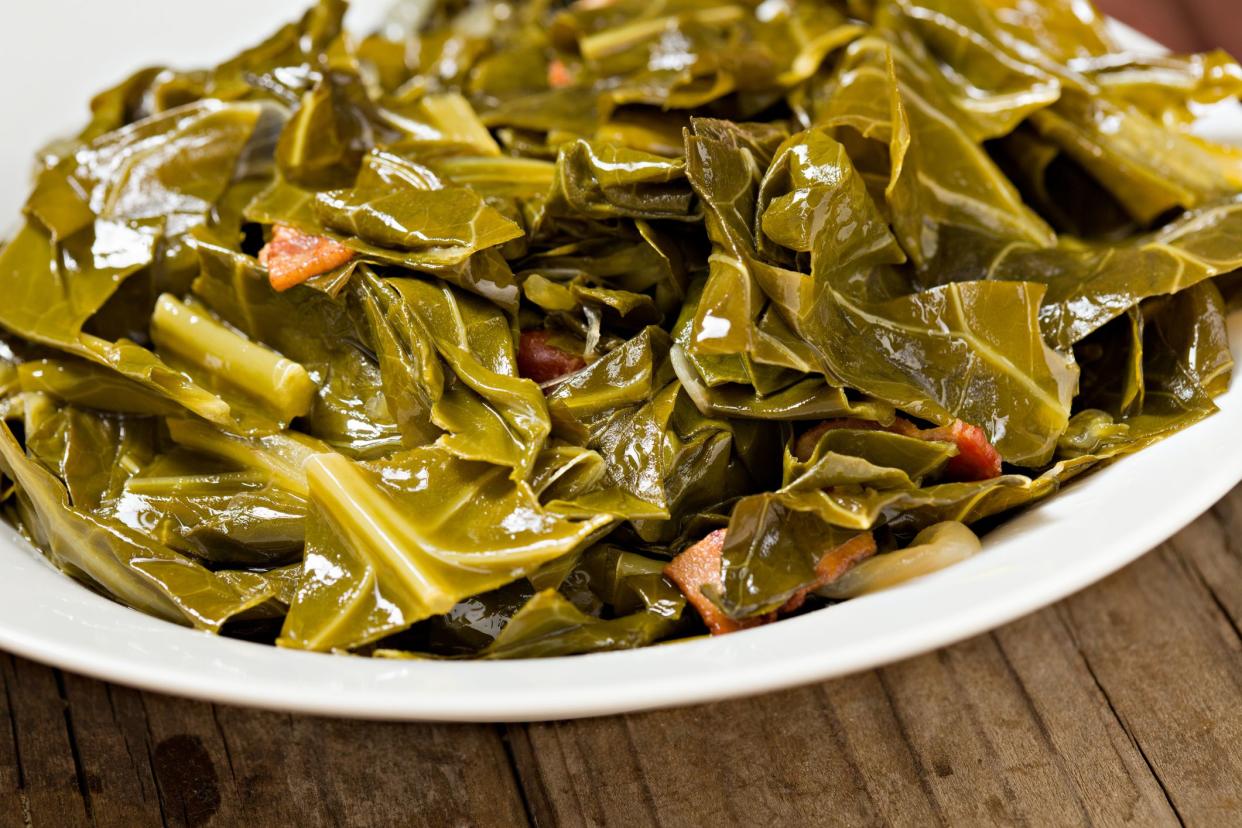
[1056,532,1242,823]
[0,657,90,828]
[0,665,528,828]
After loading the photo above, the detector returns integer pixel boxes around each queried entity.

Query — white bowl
[0,3,1238,721]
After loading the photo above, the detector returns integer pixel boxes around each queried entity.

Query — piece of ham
[547,58,575,89]
[258,224,355,292]
[778,533,878,613]
[793,418,888,460]
[663,529,877,635]
[794,416,1002,482]
[662,530,759,635]
[913,420,1003,482]
[516,330,587,386]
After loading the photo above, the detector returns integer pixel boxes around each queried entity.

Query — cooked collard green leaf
[3,0,1241,657]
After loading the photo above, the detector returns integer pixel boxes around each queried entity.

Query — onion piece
[817,522,982,599]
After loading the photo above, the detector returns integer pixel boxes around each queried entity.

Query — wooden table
[3,5,1242,827]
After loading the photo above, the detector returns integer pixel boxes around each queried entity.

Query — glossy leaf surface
[2,0,1241,656]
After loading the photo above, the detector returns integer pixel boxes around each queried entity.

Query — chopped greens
[1,0,1240,657]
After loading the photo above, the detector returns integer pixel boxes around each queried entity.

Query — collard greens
[1,0,1240,657]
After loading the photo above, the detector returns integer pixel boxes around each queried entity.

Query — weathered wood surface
[0,483,1236,827]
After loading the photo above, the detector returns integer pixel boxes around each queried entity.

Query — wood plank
[0,661,530,827]
[1057,526,1242,824]
[1193,495,1242,630]
[209,704,527,827]
[134,690,248,826]
[0,658,28,828]
[874,632,1167,826]
[136,692,529,828]
[990,614,1179,826]
[0,658,90,828]
[511,602,1181,826]
[511,678,933,827]
[56,674,163,828]
[804,672,943,827]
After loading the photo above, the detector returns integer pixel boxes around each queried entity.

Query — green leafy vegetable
[2,0,1240,656]
[0,415,274,630]
[278,448,611,651]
